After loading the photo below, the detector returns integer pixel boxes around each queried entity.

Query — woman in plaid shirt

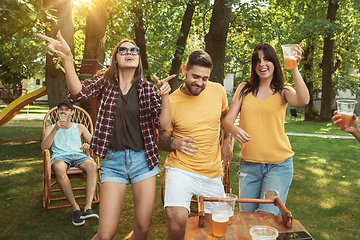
[38,31,175,239]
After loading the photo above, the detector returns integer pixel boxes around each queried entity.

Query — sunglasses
[117,47,140,55]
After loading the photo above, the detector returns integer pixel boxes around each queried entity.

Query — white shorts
[164,166,225,214]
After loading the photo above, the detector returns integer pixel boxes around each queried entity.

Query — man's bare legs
[165,206,188,240]
[78,160,98,211]
[52,160,79,212]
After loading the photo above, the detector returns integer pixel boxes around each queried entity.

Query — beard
[184,81,205,96]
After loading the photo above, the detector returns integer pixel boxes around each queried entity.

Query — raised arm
[154,74,176,131]
[283,43,310,107]
[41,119,66,151]
[37,30,82,95]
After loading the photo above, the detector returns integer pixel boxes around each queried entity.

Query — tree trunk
[81,0,107,114]
[83,0,107,63]
[319,0,339,122]
[133,6,151,82]
[303,38,318,121]
[43,0,74,109]
[205,0,231,85]
[169,1,196,92]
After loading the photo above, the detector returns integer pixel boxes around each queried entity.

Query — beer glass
[218,193,237,224]
[211,203,230,237]
[336,100,357,128]
[59,114,67,121]
[281,44,297,69]
[250,225,279,240]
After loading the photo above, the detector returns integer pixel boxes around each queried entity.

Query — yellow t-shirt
[239,93,294,163]
[165,81,228,178]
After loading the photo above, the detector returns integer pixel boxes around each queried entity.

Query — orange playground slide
[0,86,47,126]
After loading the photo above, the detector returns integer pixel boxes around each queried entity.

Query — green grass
[1,118,360,239]
[284,113,360,136]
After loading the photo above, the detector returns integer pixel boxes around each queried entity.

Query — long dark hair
[239,43,286,99]
[100,39,143,86]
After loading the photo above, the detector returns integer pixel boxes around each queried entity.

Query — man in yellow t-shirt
[158,50,232,240]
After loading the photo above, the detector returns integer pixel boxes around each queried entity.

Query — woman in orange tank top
[223,43,309,215]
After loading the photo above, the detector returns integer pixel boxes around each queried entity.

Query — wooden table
[185,211,310,239]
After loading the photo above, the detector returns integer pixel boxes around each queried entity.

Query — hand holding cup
[56,114,67,130]
[281,43,303,69]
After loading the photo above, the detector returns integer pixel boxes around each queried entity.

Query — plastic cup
[218,193,237,224]
[250,225,279,240]
[281,44,297,69]
[211,203,230,237]
[336,100,357,127]
[59,114,67,121]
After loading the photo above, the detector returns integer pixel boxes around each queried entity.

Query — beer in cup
[281,44,297,69]
[218,193,237,224]
[59,114,67,121]
[211,203,230,237]
[336,100,357,128]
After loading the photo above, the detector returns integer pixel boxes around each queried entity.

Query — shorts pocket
[103,149,115,162]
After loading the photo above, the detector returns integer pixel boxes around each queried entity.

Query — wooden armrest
[223,165,230,193]
[43,149,51,172]
[274,197,292,228]
[198,196,205,227]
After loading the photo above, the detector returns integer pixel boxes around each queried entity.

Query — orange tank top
[239,93,294,163]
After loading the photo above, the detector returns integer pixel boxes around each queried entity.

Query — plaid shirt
[69,74,162,170]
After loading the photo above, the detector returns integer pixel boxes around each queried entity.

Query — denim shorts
[164,166,225,214]
[51,153,93,168]
[238,157,293,216]
[100,149,160,184]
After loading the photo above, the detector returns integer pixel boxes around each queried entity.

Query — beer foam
[338,111,353,116]
[285,56,297,60]
[212,213,229,223]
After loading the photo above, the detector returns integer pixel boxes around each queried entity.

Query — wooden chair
[197,195,293,228]
[290,108,302,120]
[42,105,101,210]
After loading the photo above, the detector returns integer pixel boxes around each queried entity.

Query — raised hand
[36,30,71,58]
[154,74,176,96]
[54,117,67,130]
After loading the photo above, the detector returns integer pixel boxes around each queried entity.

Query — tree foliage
[2,0,360,120]
[0,0,47,85]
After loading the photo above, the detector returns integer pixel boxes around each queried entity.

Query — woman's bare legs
[130,176,157,240]
[92,182,127,240]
